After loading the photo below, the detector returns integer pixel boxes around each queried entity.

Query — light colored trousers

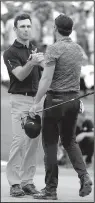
[6,94,43,186]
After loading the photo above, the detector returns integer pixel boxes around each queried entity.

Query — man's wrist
[26,60,34,68]
[35,101,40,105]
[34,98,40,105]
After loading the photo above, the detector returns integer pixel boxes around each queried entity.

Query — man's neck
[17,38,29,48]
[56,32,68,41]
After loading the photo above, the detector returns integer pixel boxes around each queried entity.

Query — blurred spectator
[76,116,94,167]
[85,8,94,64]
[1,2,8,16]
[69,5,79,43]
[1,1,94,61]
[74,8,89,60]
[80,64,94,91]
[13,2,23,14]
[53,1,66,14]
[4,3,18,48]
[30,11,42,45]
[1,20,5,51]
[32,2,52,45]
[5,13,17,48]
[1,2,8,50]
[42,15,54,46]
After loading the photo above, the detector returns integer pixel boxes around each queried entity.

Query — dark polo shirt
[3,40,42,94]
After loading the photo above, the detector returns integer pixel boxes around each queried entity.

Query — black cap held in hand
[24,115,41,139]
[55,14,73,36]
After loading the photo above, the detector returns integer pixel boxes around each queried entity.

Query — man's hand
[27,47,44,66]
[21,116,27,129]
[29,96,45,118]
[32,52,44,65]
[32,48,37,54]
[28,52,44,66]
[27,48,37,62]
[29,103,43,118]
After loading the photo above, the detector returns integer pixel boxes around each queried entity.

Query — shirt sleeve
[3,51,22,73]
[44,44,59,65]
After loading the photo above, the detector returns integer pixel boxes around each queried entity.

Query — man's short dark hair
[14,13,32,28]
[55,14,73,36]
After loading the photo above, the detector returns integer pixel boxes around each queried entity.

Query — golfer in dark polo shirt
[29,14,92,200]
[3,13,44,197]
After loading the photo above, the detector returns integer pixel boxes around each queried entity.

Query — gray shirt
[45,36,85,93]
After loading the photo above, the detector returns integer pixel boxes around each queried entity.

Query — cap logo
[29,122,34,125]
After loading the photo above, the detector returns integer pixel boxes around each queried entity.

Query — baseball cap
[24,115,41,139]
[55,14,73,36]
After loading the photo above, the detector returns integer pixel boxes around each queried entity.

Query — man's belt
[47,90,79,96]
[11,92,36,97]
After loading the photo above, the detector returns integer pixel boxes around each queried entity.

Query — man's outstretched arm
[35,61,55,104]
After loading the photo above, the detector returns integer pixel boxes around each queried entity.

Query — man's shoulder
[72,42,85,55]
[3,44,16,59]
[45,42,60,60]
[46,42,58,53]
[48,42,58,48]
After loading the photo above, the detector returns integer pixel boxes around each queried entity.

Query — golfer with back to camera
[29,14,92,200]
[3,13,44,197]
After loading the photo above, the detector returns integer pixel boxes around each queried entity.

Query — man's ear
[13,26,16,32]
[54,24,58,32]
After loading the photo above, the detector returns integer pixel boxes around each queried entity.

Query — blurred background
[1,1,94,168]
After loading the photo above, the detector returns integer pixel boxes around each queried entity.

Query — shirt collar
[57,36,72,42]
[13,40,33,49]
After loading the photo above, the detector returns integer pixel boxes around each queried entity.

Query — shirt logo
[8,60,13,68]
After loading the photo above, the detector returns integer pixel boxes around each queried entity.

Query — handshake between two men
[27,48,45,69]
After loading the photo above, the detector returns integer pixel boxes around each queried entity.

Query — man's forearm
[12,60,36,81]
[35,63,55,104]
[35,78,51,104]
[12,51,44,81]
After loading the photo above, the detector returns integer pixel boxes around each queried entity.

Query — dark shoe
[33,187,58,200]
[22,184,39,195]
[79,174,92,197]
[10,184,25,197]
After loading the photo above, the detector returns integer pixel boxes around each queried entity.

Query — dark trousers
[42,91,87,190]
